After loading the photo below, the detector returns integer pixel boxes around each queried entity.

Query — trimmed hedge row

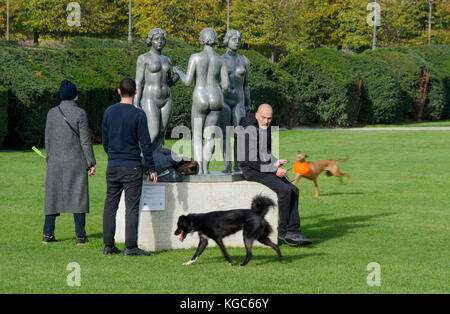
[408,45,450,119]
[348,52,406,124]
[0,37,295,149]
[0,38,448,148]
[280,48,360,126]
[281,45,450,126]
[356,46,448,122]
[0,46,120,148]
[0,86,7,146]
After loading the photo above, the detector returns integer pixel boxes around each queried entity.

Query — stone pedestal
[114,179,278,252]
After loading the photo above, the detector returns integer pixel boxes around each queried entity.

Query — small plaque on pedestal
[141,185,165,211]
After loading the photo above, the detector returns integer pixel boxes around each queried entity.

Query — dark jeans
[242,167,301,235]
[43,213,86,238]
[103,166,143,249]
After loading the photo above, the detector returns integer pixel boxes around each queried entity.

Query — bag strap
[58,106,79,137]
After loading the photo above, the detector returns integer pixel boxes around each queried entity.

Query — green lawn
[0,130,449,293]
[364,119,450,127]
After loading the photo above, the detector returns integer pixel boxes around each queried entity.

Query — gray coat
[44,100,96,215]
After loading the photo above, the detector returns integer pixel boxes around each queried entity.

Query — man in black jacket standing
[102,78,158,256]
[238,104,311,246]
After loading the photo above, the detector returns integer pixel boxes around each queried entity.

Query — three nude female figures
[134,28,250,175]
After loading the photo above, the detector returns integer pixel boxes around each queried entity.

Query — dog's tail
[335,156,349,162]
[251,194,276,217]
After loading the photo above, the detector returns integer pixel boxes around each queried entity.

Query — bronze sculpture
[174,28,230,175]
[134,28,179,152]
[221,29,250,173]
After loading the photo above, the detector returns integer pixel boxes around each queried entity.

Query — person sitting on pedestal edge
[102,78,158,257]
[238,104,312,246]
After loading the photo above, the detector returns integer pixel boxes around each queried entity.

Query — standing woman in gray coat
[43,80,96,245]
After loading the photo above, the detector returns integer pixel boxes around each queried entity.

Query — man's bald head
[257,103,272,113]
[255,104,273,129]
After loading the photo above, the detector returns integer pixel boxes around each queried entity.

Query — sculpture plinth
[114,180,278,252]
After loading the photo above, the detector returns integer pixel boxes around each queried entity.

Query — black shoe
[76,237,88,245]
[283,233,312,246]
[278,233,297,246]
[103,246,121,255]
[123,247,151,257]
[42,235,57,244]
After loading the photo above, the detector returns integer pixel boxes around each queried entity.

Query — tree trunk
[58,31,64,43]
[416,70,431,121]
[33,31,39,45]
[270,45,275,63]
[354,78,363,122]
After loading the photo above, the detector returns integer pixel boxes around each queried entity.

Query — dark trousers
[103,166,143,249]
[43,213,86,238]
[242,168,301,235]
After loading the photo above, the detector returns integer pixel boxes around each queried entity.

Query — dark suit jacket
[237,113,278,174]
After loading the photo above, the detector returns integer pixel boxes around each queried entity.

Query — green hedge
[347,53,406,124]
[0,47,119,148]
[280,48,360,126]
[408,45,450,119]
[282,45,450,125]
[0,86,7,147]
[1,38,448,149]
[240,50,297,128]
[0,37,296,148]
[64,36,194,50]
[354,46,448,122]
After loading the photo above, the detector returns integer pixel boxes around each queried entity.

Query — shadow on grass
[316,191,366,197]
[56,232,103,242]
[251,252,326,266]
[188,249,326,266]
[302,212,394,245]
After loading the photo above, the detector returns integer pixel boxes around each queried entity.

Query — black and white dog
[174,195,282,266]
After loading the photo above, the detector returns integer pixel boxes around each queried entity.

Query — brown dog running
[291,153,353,197]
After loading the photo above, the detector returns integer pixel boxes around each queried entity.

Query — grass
[0,130,449,293]
[363,119,450,127]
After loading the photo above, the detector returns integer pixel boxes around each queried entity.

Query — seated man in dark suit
[238,104,312,246]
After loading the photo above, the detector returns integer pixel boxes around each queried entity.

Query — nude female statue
[134,28,179,152]
[174,28,229,175]
[221,29,251,173]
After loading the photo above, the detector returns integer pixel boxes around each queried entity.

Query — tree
[378,0,428,47]
[2,0,448,50]
[297,0,342,48]
[0,0,6,38]
[133,0,227,45]
[426,0,450,44]
[13,0,70,44]
[77,0,129,38]
[9,0,129,44]
[335,0,374,51]
[287,0,449,50]
[231,0,290,62]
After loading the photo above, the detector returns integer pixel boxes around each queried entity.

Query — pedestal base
[114,180,278,252]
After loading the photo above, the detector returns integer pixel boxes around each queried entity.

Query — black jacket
[238,113,278,173]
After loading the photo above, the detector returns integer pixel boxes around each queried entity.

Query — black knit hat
[59,79,78,101]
